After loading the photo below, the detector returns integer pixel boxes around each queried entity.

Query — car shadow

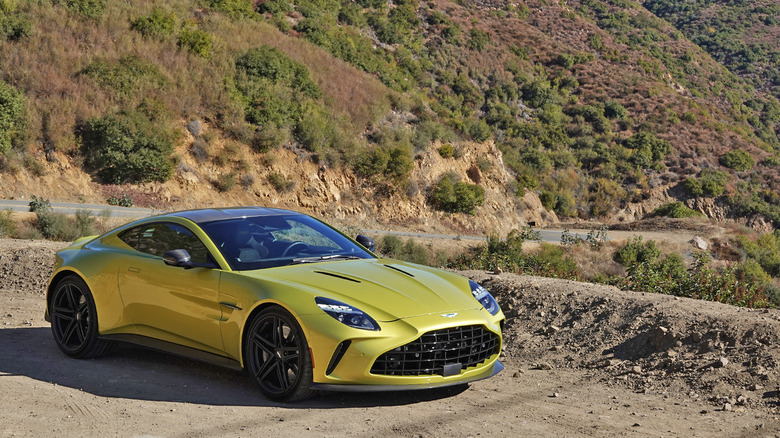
[0,327,466,408]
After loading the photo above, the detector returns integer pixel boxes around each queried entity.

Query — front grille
[370,325,500,376]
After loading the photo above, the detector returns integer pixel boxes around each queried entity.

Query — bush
[685,169,729,197]
[653,201,702,218]
[0,80,26,155]
[378,235,432,265]
[204,0,255,19]
[354,145,413,186]
[107,193,134,207]
[604,100,627,119]
[0,7,31,41]
[67,0,106,19]
[613,236,661,266]
[131,8,176,39]
[259,0,293,15]
[268,172,295,192]
[81,55,167,97]
[236,46,321,99]
[0,208,17,237]
[432,173,485,214]
[438,143,455,158]
[467,28,491,51]
[719,149,754,171]
[28,195,51,213]
[79,110,175,184]
[178,28,213,58]
[214,172,236,192]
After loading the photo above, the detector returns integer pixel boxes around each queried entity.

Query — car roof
[167,207,300,224]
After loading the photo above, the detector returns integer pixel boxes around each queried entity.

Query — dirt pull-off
[1,239,779,436]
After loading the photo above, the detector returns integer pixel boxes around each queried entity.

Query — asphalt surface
[0,199,588,243]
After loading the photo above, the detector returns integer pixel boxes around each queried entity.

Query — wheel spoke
[61,319,79,346]
[251,333,275,356]
[276,361,290,390]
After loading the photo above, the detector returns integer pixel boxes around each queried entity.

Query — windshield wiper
[291,254,361,264]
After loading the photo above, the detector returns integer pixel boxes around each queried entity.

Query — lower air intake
[370,325,499,376]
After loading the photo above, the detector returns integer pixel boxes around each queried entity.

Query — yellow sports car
[45,207,504,401]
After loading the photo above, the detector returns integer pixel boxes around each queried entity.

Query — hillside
[0,0,778,231]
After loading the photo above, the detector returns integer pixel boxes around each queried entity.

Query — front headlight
[315,297,380,331]
[470,280,500,315]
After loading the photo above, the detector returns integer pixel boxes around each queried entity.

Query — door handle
[128,266,140,273]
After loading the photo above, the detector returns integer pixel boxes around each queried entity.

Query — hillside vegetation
[0,0,779,225]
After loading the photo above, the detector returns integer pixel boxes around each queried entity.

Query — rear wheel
[50,276,111,358]
[244,307,314,402]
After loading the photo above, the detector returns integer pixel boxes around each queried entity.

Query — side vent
[383,264,415,278]
[314,271,361,283]
[326,340,352,375]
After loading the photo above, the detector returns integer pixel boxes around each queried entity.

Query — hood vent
[383,264,414,278]
[314,271,361,283]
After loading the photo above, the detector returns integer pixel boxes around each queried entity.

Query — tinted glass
[199,214,373,270]
[118,222,211,263]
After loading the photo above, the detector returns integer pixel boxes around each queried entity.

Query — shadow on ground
[0,327,465,408]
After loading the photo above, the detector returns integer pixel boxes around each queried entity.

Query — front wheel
[244,307,314,402]
[50,276,111,358]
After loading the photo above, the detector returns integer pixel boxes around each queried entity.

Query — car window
[118,222,211,263]
[272,220,340,250]
[199,214,373,270]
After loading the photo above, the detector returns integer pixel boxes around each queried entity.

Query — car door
[116,222,225,355]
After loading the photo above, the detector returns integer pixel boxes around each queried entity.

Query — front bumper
[311,360,503,392]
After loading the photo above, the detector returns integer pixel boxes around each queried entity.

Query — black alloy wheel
[50,276,111,358]
[245,307,314,402]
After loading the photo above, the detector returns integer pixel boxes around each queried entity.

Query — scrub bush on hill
[0,2,31,41]
[719,149,754,171]
[0,80,26,155]
[131,8,176,39]
[432,172,485,214]
[79,109,175,184]
[66,0,106,20]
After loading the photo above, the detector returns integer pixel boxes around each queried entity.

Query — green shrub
[624,131,672,168]
[28,195,50,213]
[0,6,31,41]
[67,0,106,19]
[354,145,413,186]
[438,143,455,158]
[0,80,26,155]
[604,100,627,119]
[0,208,17,237]
[719,149,754,171]
[379,235,431,265]
[178,27,213,58]
[467,28,491,51]
[131,8,176,39]
[79,110,175,184]
[467,118,492,142]
[81,55,167,97]
[214,172,236,192]
[259,0,293,14]
[432,173,485,214]
[74,209,97,237]
[653,201,702,218]
[268,172,295,192]
[613,236,661,266]
[107,193,134,207]
[204,0,255,19]
[686,169,729,197]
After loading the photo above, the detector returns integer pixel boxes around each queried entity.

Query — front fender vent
[370,325,499,376]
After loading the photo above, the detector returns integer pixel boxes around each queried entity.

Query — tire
[50,275,111,359]
[244,306,315,402]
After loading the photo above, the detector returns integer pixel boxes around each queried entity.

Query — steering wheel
[282,241,309,257]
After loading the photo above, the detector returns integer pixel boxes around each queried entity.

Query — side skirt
[101,333,243,371]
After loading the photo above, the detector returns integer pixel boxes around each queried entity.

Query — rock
[552,392,559,398]
[649,326,676,351]
[749,383,763,391]
[690,236,708,250]
[691,332,702,343]
[714,357,729,368]
[536,362,553,370]
[631,365,642,374]
[723,403,732,412]
[545,325,560,335]
[187,119,203,137]
[736,395,747,406]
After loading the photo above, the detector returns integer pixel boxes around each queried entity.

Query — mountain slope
[0,0,778,230]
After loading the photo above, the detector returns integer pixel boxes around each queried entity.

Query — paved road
[0,199,590,243]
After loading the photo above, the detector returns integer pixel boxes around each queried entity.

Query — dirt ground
[1,239,779,437]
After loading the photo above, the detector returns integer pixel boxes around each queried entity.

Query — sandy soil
[1,239,779,437]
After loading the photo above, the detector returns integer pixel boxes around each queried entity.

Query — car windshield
[198,214,374,270]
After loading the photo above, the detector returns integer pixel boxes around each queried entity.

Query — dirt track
[1,239,779,437]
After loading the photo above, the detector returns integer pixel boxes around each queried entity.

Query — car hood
[247,259,479,321]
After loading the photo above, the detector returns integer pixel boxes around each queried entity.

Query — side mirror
[356,234,375,252]
[163,249,193,268]
[163,249,217,269]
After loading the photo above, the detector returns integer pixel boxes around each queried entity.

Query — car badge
[441,313,458,318]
